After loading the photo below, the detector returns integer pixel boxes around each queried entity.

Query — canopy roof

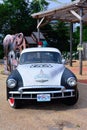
[32,0,87,23]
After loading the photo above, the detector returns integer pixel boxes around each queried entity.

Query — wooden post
[70,22,73,67]
[37,19,40,43]
[79,8,83,75]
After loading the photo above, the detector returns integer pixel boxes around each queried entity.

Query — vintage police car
[6,47,79,108]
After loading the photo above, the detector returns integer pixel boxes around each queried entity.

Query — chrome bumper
[9,86,75,100]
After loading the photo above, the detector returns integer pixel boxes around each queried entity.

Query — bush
[0,45,4,59]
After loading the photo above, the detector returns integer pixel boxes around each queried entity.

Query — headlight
[67,77,77,87]
[7,79,17,88]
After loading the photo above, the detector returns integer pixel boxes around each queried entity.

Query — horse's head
[13,33,24,47]
[13,33,26,52]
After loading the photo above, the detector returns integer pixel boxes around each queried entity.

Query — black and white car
[6,47,79,108]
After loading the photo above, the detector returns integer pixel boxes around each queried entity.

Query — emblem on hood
[35,69,49,83]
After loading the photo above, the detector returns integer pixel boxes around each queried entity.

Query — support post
[37,19,40,43]
[79,8,83,75]
[70,22,73,67]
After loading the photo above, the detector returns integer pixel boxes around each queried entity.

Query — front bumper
[8,85,76,100]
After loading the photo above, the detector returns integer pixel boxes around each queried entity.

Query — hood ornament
[35,69,49,83]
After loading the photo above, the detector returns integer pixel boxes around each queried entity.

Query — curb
[78,80,87,84]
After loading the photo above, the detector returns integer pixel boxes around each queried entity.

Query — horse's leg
[3,45,9,73]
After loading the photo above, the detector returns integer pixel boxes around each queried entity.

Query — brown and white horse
[3,33,27,72]
[13,33,26,52]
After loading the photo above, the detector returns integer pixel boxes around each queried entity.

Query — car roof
[21,47,61,54]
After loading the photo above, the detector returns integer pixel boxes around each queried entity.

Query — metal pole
[70,22,73,67]
[79,8,83,75]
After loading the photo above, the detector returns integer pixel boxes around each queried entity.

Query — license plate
[37,94,51,102]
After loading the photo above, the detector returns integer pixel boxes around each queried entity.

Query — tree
[0,0,37,35]
[30,0,49,13]
[40,21,70,51]
[73,24,87,50]
[30,0,62,13]
[0,0,52,35]
[52,21,70,51]
[82,24,87,42]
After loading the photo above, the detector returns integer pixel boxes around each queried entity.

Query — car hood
[17,63,65,86]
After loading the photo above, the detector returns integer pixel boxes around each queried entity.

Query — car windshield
[20,51,62,64]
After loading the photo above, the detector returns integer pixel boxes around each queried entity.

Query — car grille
[9,86,75,100]
[20,88,61,92]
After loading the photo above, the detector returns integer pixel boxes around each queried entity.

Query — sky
[0,0,2,3]
[47,0,71,9]
[0,0,72,9]
[0,0,71,8]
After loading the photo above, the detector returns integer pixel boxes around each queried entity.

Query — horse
[3,33,27,72]
[3,34,15,57]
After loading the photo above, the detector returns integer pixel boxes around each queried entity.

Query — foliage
[0,0,37,35]
[73,24,87,51]
[41,21,70,52]
[30,0,49,13]
[73,26,80,50]
[0,0,50,36]
[83,24,87,42]
[0,45,4,58]
[55,21,70,51]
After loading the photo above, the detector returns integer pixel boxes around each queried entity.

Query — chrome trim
[9,90,74,94]
[18,85,65,91]
[9,86,75,99]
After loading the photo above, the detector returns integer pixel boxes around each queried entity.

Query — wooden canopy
[31,0,87,23]
[32,0,87,75]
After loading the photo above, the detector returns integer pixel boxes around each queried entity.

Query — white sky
[0,0,2,3]
[0,0,72,9]
[47,0,72,9]
[0,0,72,5]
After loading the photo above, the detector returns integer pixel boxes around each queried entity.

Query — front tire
[63,89,79,106]
[8,98,21,109]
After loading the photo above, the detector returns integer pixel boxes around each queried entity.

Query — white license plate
[37,94,51,102]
